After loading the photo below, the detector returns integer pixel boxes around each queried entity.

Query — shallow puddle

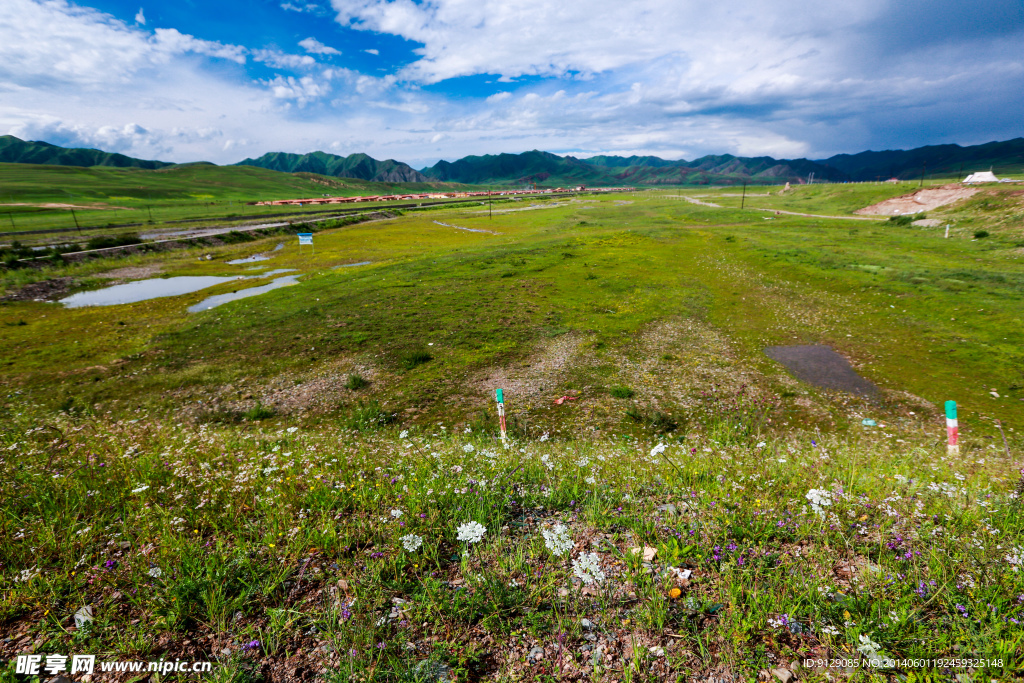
[188,275,300,312]
[60,270,298,308]
[60,276,243,308]
[764,345,879,398]
[227,254,271,264]
[333,261,372,269]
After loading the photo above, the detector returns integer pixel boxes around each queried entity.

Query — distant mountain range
[2,134,1021,186]
[417,150,848,186]
[235,150,427,183]
[0,135,171,169]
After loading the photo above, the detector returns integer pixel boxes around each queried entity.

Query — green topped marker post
[496,388,507,443]
[945,400,958,456]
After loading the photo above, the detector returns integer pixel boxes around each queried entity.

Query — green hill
[0,135,172,169]
[419,150,845,186]
[236,150,427,183]
[817,138,1024,180]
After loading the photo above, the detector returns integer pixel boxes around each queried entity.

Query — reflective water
[333,261,372,269]
[60,269,298,308]
[227,254,271,264]
[60,276,243,308]
[188,275,300,313]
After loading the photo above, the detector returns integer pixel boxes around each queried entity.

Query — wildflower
[856,633,882,659]
[456,521,486,544]
[572,552,605,585]
[286,427,298,433]
[462,444,475,453]
[400,430,409,439]
[541,523,573,557]
[401,534,423,552]
[148,567,162,578]
[805,488,832,517]
[390,509,403,519]
[540,454,554,470]
[1006,546,1024,571]
[819,624,839,636]
[130,485,150,494]
[539,432,550,442]
[650,443,666,457]
[242,640,260,651]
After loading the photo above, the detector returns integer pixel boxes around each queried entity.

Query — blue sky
[1,0,1021,167]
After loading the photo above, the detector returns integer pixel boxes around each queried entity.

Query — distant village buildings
[251,186,630,206]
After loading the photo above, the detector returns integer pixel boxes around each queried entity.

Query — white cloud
[364,48,379,55]
[134,7,144,25]
[281,2,325,13]
[299,37,341,55]
[253,48,317,69]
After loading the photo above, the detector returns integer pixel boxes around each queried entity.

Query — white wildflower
[148,567,163,578]
[401,534,423,552]
[462,444,475,453]
[650,443,667,457]
[819,624,839,636]
[572,552,605,585]
[130,485,150,494]
[1006,546,1024,572]
[538,432,549,442]
[390,509,403,519]
[806,488,832,517]
[857,633,882,659]
[400,430,409,439]
[756,442,766,448]
[286,427,298,434]
[15,567,39,583]
[74,527,92,536]
[541,524,573,557]
[585,475,596,485]
[456,521,486,544]
[540,454,554,470]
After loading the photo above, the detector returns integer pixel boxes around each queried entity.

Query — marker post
[945,400,959,455]
[496,388,507,443]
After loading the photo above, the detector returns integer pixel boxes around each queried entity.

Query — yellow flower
[269,544,276,548]
[668,588,682,599]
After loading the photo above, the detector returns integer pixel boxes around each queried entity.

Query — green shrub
[974,230,990,239]
[345,373,369,391]
[86,233,142,250]
[401,350,433,370]
[610,386,635,399]
[888,215,914,226]
[243,401,274,421]
[344,400,396,431]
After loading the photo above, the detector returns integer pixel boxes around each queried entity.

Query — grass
[0,417,1020,681]
[1,181,1024,680]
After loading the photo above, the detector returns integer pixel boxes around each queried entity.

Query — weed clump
[974,230,990,239]
[344,400,396,430]
[345,373,369,391]
[85,233,142,250]
[401,350,433,370]
[610,386,635,399]
[243,401,274,421]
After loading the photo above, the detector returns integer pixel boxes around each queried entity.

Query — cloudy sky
[1,0,1021,167]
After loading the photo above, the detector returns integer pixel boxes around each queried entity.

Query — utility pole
[7,213,14,230]
[71,209,82,235]
[147,206,153,222]
[740,180,747,209]
[489,187,492,220]
[919,161,926,188]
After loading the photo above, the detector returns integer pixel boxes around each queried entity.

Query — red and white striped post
[945,400,959,455]
[496,388,507,443]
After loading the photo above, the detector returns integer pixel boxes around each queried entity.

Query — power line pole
[919,161,926,188]
[70,209,82,235]
[740,179,747,209]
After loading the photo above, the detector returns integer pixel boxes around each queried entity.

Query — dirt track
[854,184,977,216]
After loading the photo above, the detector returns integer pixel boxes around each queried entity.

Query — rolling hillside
[0,135,172,169]
[236,150,427,183]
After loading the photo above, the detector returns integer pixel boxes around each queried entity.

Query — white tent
[963,171,999,183]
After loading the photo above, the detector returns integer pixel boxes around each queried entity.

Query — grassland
[0,163,469,239]
[1,181,1023,681]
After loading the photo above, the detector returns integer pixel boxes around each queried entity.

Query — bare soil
[854,184,978,216]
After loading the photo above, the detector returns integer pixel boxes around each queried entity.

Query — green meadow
[1,182,1023,681]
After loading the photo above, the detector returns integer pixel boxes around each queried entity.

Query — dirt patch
[0,276,76,302]
[854,184,977,216]
[474,333,584,408]
[765,345,879,398]
[95,264,165,281]
[0,202,131,210]
[912,218,942,227]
